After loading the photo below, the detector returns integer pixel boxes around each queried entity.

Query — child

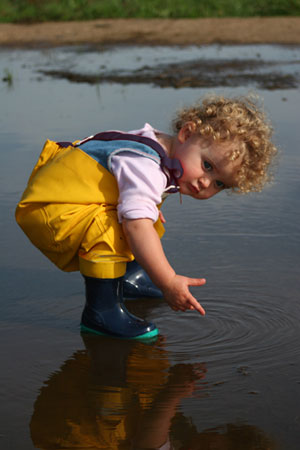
[15,95,277,340]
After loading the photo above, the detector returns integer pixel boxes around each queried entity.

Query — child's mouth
[189,183,200,194]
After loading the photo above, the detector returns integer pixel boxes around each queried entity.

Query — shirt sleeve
[110,152,167,223]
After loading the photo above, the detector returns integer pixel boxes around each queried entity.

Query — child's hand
[161,275,206,315]
[122,218,206,315]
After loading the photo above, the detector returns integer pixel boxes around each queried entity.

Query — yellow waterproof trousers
[16,140,164,278]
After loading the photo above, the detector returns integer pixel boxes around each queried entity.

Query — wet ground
[39,45,300,90]
[1,44,300,449]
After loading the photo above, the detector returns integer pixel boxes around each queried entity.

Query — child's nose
[199,176,211,189]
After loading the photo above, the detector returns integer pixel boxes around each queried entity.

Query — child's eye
[203,161,212,171]
[215,180,225,189]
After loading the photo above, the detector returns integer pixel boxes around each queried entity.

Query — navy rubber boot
[80,276,158,340]
[123,260,163,299]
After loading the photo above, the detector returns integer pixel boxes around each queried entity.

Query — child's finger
[187,278,206,287]
[188,296,206,315]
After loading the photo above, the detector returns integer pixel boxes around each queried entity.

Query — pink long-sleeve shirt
[110,123,169,223]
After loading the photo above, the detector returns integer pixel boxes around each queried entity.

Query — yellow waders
[16,139,165,278]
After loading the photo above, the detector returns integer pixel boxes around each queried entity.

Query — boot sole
[80,324,159,341]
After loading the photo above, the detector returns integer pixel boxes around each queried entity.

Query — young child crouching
[15,95,277,340]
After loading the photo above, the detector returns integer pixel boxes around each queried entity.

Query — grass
[2,68,13,86]
[0,0,299,23]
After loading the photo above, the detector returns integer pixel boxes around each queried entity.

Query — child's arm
[122,218,206,315]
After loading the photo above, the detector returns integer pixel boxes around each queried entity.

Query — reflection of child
[30,336,276,450]
[16,95,277,340]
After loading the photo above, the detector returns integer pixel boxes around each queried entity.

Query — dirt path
[0,17,300,47]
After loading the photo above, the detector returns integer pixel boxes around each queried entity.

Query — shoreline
[0,17,300,48]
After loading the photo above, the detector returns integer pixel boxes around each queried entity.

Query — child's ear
[178,121,196,143]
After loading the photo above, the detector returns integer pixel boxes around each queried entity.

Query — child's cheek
[178,160,185,178]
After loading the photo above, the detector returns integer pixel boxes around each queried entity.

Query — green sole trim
[80,324,159,341]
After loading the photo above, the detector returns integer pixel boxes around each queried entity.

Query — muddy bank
[40,56,299,90]
[0,17,300,48]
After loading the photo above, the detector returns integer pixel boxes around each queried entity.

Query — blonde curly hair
[172,94,278,193]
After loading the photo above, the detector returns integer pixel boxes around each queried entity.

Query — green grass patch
[0,0,299,23]
[2,67,13,86]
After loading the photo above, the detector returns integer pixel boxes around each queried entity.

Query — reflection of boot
[80,276,158,340]
[123,260,162,299]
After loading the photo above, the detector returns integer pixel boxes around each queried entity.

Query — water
[1,44,300,449]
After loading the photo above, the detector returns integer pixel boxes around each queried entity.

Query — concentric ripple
[155,291,300,372]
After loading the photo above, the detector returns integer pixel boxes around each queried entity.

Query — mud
[0,17,300,48]
[40,56,300,90]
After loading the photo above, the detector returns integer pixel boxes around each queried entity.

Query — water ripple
[157,292,300,373]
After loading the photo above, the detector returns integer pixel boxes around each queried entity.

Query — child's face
[173,124,241,199]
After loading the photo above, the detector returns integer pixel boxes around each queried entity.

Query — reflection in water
[30,335,276,449]
[30,335,168,449]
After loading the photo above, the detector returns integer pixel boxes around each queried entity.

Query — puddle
[1,44,300,449]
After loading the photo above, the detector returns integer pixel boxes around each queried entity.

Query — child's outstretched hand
[122,218,207,316]
[161,274,206,314]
